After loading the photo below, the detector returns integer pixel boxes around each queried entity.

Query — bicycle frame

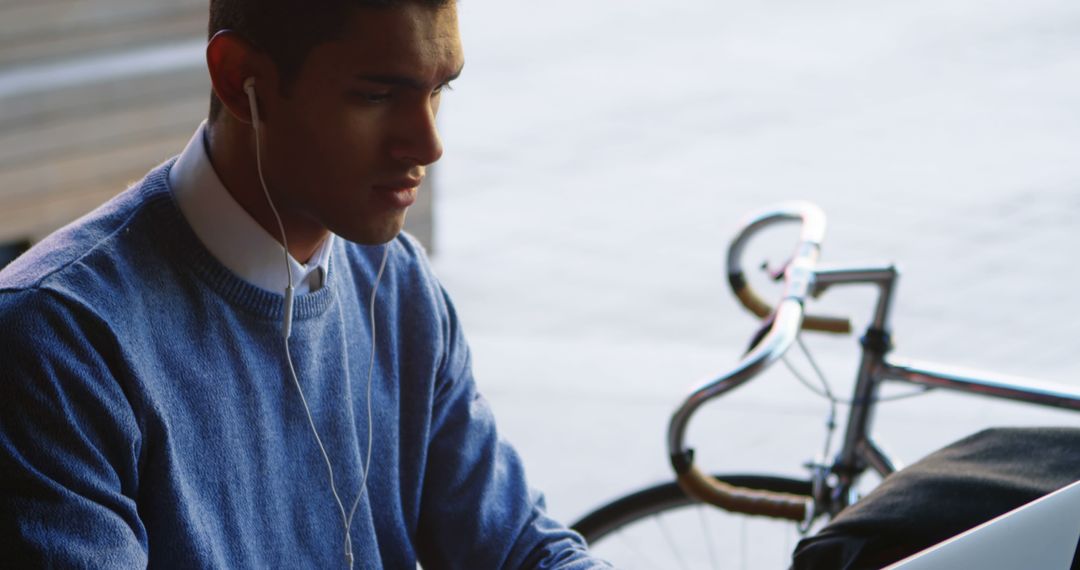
[816,263,1080,516]
[666,202,1080,525]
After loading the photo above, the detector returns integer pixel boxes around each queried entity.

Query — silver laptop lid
[886,479,1080,570]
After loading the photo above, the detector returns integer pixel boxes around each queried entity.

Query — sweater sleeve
[415,287,611,569]
[0,289,148,568]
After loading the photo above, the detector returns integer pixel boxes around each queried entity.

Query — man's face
[259,3,463,245]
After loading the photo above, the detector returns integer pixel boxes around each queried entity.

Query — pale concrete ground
[429,0,1080,540]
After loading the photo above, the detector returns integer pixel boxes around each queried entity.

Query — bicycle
[569,201,1080,569]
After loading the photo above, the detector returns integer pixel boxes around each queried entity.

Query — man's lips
[373,177,423,192]
[372,177,422,208]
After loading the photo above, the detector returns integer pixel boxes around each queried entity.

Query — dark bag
[791,427,1080,569]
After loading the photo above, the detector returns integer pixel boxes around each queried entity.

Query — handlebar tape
[677,465,809,521]
[730,273,852,334]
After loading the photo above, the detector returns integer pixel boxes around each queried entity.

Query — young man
[0,1,608,567]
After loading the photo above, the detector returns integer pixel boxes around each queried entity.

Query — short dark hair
[207,0,452,122]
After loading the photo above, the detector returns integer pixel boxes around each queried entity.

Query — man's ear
[206,30,273,124]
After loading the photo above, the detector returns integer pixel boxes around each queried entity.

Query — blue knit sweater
[0,160,605,569]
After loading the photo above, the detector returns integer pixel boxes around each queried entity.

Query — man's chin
[332,216,407,246]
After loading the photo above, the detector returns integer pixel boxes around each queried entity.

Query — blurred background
[2,0,1078,563]
[435,0,1080,529]
[1,0,205,260]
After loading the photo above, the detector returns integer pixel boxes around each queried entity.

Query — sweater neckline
[142,159,338,323]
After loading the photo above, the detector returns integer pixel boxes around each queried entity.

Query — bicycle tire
[572,474,812,570]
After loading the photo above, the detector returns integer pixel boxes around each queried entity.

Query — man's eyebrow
[354,63,464,90]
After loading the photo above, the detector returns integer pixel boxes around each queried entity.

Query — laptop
[886,479,1080,569]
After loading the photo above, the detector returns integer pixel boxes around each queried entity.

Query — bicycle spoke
[576,476,811,569]
[740,516,748,570]
[613,528,659,570]
[654,512,691,570]
[696,505,721,570]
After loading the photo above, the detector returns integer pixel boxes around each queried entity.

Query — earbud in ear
[243,77,260,124]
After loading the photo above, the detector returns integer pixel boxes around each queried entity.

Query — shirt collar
[169,121,333,295]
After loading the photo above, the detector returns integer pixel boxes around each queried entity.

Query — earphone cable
[247,84,293,296]
[283,339,353,558]
[248,81,362,567]
[343,244,390,556]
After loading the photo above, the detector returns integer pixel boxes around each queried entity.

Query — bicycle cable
[783,337,933,406]
[782,334,933,530]
[781,338,838,480]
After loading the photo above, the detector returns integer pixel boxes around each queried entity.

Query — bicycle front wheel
[572,474,812,570]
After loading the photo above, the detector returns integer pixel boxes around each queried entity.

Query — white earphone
[243,78,294,338]
[243,77,386,568]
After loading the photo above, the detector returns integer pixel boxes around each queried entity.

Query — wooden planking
[1,55,209,243]
[0,17,205,69]
[0,133,195,242]
[0,0,205,68]
[2,62,208,130]
[0,93,208,170]
[0,2,205,243]
[0,126,196,213]
[0,0,203,36]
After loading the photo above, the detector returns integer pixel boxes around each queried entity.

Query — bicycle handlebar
[726,203,852,334]
[667,201,846,521]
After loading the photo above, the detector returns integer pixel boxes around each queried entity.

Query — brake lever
[744,311,776,356]
[761,258,790,282]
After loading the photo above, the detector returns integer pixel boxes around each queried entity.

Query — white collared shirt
[169,121,333,295]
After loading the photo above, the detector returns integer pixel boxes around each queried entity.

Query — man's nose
[390,101,444,167]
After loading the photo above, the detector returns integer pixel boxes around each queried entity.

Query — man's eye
[351,92,391,104]
[432,82,455,96]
